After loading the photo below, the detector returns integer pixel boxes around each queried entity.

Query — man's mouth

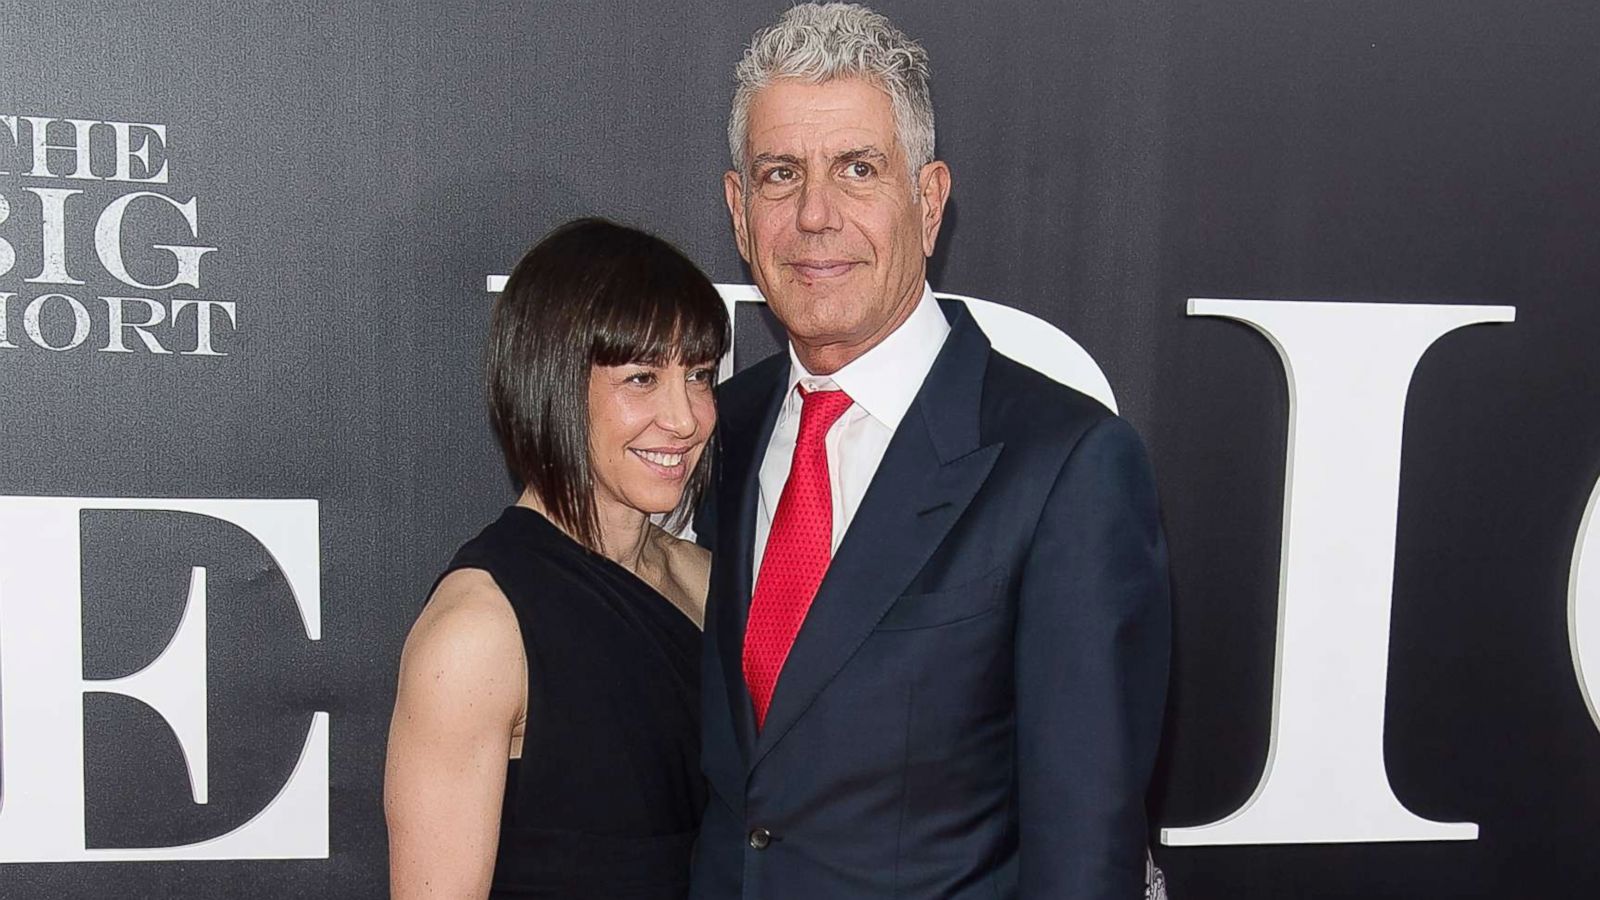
[787,259,861,281]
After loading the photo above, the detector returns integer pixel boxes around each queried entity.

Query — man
[693,4,1170,898]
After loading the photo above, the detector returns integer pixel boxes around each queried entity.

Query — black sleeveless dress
[438,506,706,899]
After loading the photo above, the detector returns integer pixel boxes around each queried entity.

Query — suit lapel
[751,304,1002,768]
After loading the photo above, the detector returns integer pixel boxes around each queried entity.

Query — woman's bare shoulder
[412,569,519,646]
[397,569,525,713]
[654,527,710,579]
[647,526,710,628]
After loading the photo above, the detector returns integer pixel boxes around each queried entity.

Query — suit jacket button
[748,827,772,850]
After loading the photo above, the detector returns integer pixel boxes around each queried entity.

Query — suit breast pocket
[873,566,1009,632]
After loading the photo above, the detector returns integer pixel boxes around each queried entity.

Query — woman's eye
[688,367,716,384]
[626,371,656,386]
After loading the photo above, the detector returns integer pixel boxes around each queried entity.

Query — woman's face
[587,358,717,520]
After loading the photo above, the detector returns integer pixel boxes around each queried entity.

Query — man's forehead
[746,78,900,159]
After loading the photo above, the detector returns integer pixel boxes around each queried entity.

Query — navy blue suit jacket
[691,302,1170,899]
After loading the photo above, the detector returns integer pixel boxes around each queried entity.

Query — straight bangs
[589,260,730,370]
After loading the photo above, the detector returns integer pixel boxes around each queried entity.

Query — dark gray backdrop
[2,1,1597,896]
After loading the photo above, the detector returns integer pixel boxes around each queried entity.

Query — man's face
[725,77,950,372]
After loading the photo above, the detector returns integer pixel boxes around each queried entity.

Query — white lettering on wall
[0,497,328,862]
[108,121,170,184]
[93,191,217,291]
[23,117,97,181]
[0,117,167,183]
[0,115,17,176]
[24,292,91,351]
[1161,298,1513,846]
[0,114,233,355]
[0,291,13,348]
[170,298,238,356]
[0,191,13,277]
[1569,474,1600,734]
[102,296,172,354]
[24,186,85,285]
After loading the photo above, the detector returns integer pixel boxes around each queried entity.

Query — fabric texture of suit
[691,301,1171,900]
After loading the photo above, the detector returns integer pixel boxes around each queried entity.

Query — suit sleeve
[1015,415,1171,899]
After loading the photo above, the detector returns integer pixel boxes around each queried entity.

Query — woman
[385,219,728,899]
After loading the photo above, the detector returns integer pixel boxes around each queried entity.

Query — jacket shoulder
[980,350,1116,442]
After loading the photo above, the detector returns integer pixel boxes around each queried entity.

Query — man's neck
[791,282,926,376]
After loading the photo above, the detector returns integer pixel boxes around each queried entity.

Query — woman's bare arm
[385,569,526,899]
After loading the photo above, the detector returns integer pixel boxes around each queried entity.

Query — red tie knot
[797,387,853,441]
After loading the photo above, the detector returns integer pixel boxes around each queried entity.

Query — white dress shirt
[752,285,951,578]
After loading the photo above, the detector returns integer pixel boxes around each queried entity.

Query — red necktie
[743,387,854,730]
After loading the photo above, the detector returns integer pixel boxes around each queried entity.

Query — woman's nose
[656,379,699,437]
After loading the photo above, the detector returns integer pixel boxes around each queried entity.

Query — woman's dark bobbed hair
[486,218,730,552]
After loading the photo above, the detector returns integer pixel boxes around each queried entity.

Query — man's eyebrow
[749,152,803,171]
[835,147,889,164]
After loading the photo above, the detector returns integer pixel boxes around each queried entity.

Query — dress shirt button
[748,827,772,850]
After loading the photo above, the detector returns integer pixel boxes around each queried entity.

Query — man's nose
[795,178,841,233]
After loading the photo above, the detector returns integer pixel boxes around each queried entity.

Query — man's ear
[916,160,952,258]
[723,170,752,263]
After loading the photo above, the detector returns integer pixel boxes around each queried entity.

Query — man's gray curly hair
[728,3,935,185]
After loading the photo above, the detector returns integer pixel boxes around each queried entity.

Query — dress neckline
[500,505,696,629]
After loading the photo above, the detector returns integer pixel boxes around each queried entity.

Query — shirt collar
[783,284,950,431]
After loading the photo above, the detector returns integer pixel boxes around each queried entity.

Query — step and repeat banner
[2,1,1597,897]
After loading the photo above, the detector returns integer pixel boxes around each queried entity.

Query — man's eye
[762,166,796,184]
[845,161,875,178]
